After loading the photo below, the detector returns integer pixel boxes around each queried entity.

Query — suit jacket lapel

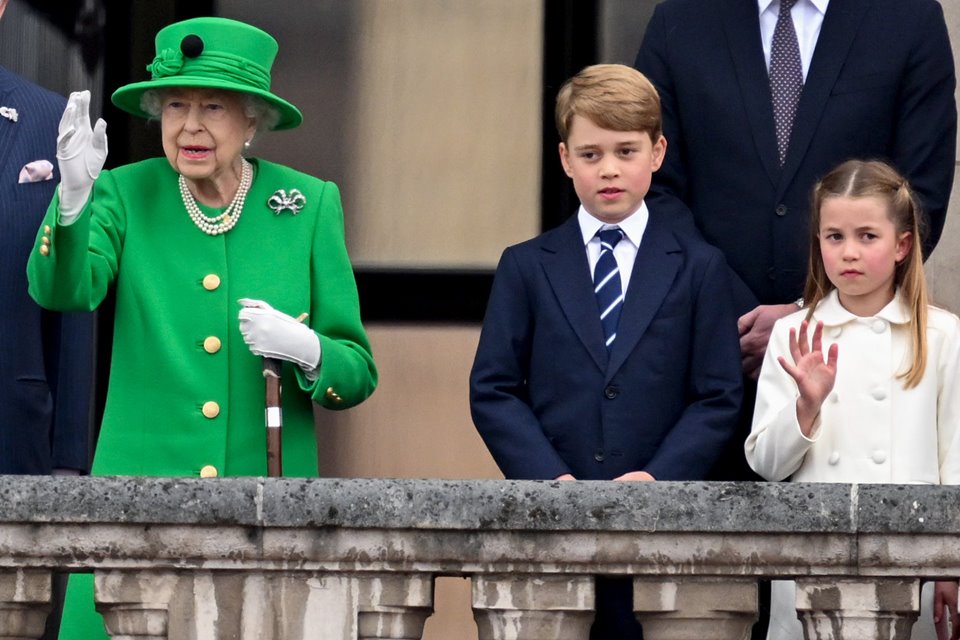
[779,0,871,193]
[0,68,21,174]
[541,216,608,371]
[720,0,781,188]
[606,213,682,381]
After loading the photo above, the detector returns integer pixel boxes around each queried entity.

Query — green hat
[111,17,302,130]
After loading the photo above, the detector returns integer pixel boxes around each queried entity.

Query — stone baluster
[357,573,434,640]
[94,570,179,640]
[471,574,594,640]
[633,578,758,640]
[0,569,51,640]
[795,578,920,640]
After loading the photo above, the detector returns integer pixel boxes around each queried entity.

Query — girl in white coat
[745,160,960,640]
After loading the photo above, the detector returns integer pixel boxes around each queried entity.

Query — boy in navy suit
[470,64,743,639]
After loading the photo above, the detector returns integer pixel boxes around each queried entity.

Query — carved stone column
[633,578,758,640]
[357,573,434,640]
[94,570,179,640]
[472,574,594,640]
[795,578,920,640]
[0,569,51,640]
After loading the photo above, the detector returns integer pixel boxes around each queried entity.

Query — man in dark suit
[0,2,93,475]
[470,64,742,639]
[635,0,957,480]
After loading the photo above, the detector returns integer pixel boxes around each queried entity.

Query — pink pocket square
[18,160,54,183]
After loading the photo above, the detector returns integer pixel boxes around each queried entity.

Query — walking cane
[262,357,284,477]
[262,312,309,478]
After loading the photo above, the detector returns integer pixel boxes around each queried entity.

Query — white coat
[745,289,960,640]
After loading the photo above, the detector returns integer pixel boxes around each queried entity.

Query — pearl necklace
[179,159,252,236]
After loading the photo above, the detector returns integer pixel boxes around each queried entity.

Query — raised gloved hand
[57,90,108,224]
[238,298,321,373]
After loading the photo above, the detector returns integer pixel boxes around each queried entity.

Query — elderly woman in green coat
[26,17,377,639]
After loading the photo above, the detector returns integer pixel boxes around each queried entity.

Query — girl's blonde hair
[804,160,927,388]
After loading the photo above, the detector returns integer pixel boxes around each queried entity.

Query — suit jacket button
[200,465,218,478]
[775,204,787,216]
[44,225,52,234]
[202,401,220,418]
[604,385,619,399]
[39,244,50,256]
[202,274,221,291]
[594,449,605,462]
[203,336,222,353]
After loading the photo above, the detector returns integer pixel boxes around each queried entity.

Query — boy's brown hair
[555,64,662,143]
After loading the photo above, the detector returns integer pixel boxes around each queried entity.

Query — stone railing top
[2,476,957,534]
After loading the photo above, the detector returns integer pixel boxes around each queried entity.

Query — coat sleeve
[641,248,743,481]
[745,316,822,480]
[892,0,956,258]
[469,248,572,480]
[27,171,124,312]
[936,314,960,484]
[293,181,378,409]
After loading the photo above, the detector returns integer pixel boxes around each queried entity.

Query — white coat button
[830,326,842,338]
[828,451,840,465]
[872,450,887,464]
[871,388,887,401]
[871,319,887,333]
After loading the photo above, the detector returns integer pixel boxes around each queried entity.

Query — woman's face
[160,87,256,187]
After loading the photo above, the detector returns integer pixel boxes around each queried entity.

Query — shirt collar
[812,288,911,326]
[577,201,649,248]
[757,0,829,15]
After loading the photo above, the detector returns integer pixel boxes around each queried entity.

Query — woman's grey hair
[140,88,281,135]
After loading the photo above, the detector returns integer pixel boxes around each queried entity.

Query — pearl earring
[244,140,251,149]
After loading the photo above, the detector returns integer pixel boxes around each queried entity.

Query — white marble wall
[925,1,960,312]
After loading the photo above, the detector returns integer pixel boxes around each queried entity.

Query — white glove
[57,90,108,224]
[238,298,321,373]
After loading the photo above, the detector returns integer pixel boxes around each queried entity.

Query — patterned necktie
[594,227,625,350]
[769,0,802,165]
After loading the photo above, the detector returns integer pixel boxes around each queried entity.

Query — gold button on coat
[41,236,51,245]
[200,465,218,478]
[39,245,50,256]
[203,336,222,353]
[202,274,221,291]
[202,401,220,418]
[44,225,52,234]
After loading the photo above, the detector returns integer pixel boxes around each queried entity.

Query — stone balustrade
[1,477,957,639]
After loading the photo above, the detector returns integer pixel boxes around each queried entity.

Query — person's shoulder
[253,158,329,190]
[648,205,724,263]
[0,67,65,119]
[927,304,960,335]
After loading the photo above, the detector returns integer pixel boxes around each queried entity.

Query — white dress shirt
[758,0,830,80]
[578,202,649,297]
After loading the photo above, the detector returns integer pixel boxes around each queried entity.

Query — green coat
[29,157,377,477]
[29,157,377,639]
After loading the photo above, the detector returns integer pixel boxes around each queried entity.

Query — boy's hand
[554,473,576,481]
[934,580,959,640]
[777,320,837,438]
[614,471,655,481]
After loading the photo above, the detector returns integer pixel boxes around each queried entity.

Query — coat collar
[812,289,912,326]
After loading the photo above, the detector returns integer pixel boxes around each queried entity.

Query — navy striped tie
[594,227,625,349]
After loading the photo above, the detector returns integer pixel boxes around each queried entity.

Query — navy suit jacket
[470,209,742,481]
[636,0,957,315]
[0,66,93,473]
